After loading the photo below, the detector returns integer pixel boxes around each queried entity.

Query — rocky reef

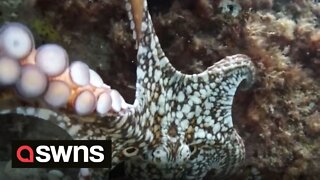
[0,0,319,179]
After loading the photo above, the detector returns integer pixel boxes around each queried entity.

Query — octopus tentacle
[176,54,255,178]
[125,0,180,111]
[0,20,146,170]
[189,54,255,134]
[0,91,141,169]
[206,54,256,91]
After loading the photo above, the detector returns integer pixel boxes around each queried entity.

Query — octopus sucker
[0,0,256,179]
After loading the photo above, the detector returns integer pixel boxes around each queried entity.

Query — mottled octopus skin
[0,0,255,179]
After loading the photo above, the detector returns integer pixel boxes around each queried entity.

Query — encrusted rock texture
[0,0,320,179]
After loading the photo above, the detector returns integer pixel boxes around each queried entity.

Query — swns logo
[12,140,111,168]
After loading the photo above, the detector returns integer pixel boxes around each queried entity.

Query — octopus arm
[0,90,146,169]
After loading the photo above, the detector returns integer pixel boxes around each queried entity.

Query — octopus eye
[189,145,198,158]
[122,147,139,157]
[155,157,161,163]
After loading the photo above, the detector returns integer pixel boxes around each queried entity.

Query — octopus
[0,0,256,179]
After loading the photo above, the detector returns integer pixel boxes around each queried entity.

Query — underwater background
[0,0,319,179]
